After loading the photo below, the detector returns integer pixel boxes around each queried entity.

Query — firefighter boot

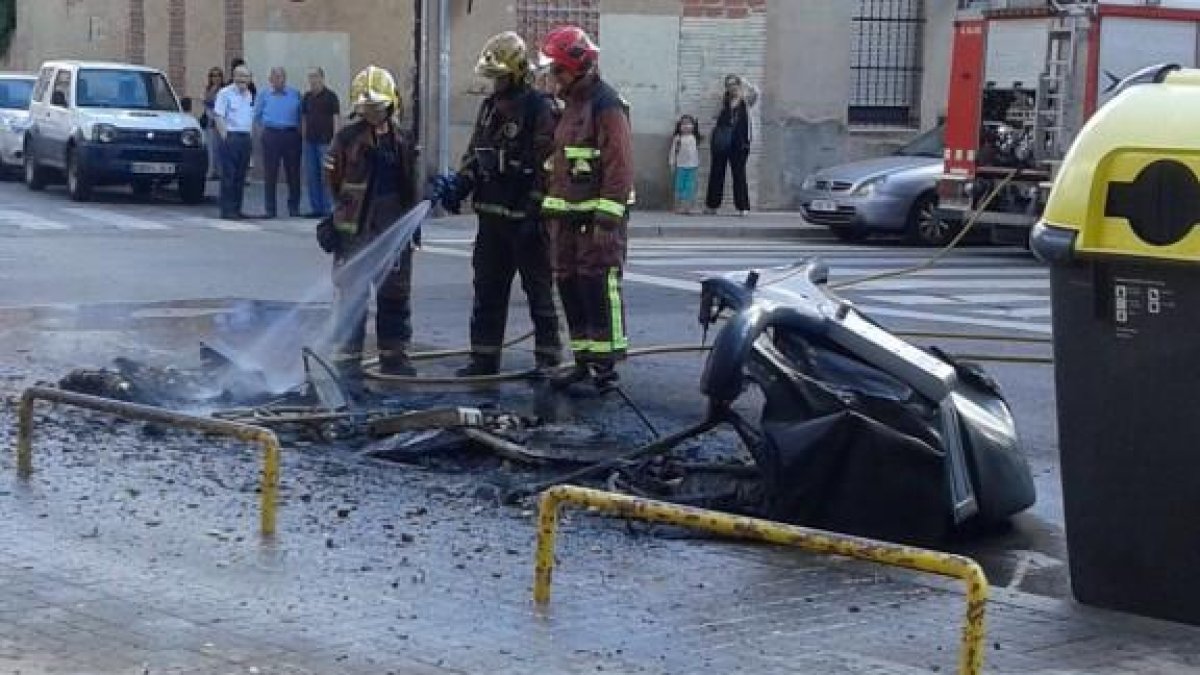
[456,356,500,378]
[531,350,563,379]
[550,359,591,390]
[591,359,620,393]
[380,351,417,377]
[332,355,370,403]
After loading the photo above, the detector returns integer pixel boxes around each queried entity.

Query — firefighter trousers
[331,246,413,372]
[549,217,629,364]
[469,217,561,367]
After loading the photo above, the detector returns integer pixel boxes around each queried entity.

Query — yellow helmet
[350,65,399,110]
[475,31,530,80]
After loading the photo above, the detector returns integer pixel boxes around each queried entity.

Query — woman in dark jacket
[705,74,759,216]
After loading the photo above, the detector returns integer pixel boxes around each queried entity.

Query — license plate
[131,162,175,175]
[810,199,838,213]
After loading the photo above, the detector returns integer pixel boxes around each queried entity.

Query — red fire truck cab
[937,0,1200,247]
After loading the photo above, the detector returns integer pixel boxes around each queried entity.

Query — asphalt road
[0,177,1067,597]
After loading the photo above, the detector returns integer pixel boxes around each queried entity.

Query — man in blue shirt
[254,67,303,218]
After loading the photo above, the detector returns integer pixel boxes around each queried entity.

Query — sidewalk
[3,396,1200,674]
[231,183,827,240]
[422,211,828,240]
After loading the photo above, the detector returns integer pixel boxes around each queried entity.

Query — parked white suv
[23,61,207,203]
[0,72,36,175]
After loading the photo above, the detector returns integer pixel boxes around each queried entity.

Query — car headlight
[181,128,201,147]
[853,176,887,196]
[93,124,117,143]
[801,175,817,190]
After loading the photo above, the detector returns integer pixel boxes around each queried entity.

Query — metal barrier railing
[16,386,281,537]
[533,485,989,675]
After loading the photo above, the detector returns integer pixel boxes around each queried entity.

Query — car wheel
[831,227,867,244]
[178,176,206,205]
[66,147,92,202]
[23,142,47,191]
[906,192,958,247]
[131,179,154,200]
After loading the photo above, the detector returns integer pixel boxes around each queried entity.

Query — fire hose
[362,170,1050,385]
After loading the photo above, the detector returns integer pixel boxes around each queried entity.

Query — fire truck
[937,0,1200,246]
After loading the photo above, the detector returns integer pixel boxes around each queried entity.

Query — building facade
[2,0,955,210]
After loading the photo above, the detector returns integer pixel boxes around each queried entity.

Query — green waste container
[1032,65,1200,625]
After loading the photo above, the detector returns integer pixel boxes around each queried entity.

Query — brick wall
[126,0,144,64]
[224,0,243,67]
[168,0,186,89]
[677,9,766,209]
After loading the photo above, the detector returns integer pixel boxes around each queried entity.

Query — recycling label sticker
[1113,276,1175,339]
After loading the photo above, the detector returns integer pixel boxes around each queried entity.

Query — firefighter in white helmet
[318,65,420,381]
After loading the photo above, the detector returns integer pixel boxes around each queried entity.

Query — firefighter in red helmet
[538,26,635,391]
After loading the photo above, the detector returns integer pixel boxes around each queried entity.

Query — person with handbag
[704,74,758,216]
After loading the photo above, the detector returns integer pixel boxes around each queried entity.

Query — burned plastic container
[1032,65,1200,625]
[697,261,1035,544]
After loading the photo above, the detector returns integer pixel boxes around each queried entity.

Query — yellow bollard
[533,485,989,675]
[14,386,282,537]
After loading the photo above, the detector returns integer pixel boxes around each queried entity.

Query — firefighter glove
[316,215,341,255]
[425,173,466,214]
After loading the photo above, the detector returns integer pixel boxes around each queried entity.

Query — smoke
[221,201,433,394]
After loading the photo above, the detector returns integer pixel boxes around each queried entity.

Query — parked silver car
[0,73,36,175]
[799,124,951,245]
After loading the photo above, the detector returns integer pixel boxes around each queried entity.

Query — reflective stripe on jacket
[324,118,418,239]
[543,72,634,222]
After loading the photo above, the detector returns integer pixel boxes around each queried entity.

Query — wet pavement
[3,176,1200,672]
[2,298,1200,674]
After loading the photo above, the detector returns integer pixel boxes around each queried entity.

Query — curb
[423,218,831,240]
[628,224,830,240]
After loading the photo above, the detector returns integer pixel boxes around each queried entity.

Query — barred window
[516,0,600,49]
[850,0,925,127]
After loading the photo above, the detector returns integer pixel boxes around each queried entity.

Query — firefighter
[318,65,420,380]
[436,31,563,377]
[536,26,635,391]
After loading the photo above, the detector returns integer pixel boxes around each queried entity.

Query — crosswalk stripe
[0,208,69,230]
[176,215,262,232]
[63,207,170,230]
[631,242,1022,255]
[856,304,1053,334]
[862,293,1048,306]
[849,278,1048,291]
[636,255,1031,268]
[976,306,1054,319]
[690,266,1046,278]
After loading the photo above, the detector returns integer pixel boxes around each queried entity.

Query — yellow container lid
[1038,67,1200,263]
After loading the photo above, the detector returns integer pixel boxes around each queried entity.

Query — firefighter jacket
[324,117,419,245]
[460,85,557,221]
[543,71,634,225]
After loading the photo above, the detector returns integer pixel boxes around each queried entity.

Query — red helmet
[537,26,599,75]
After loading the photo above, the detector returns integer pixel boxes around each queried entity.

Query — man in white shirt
[213,65,256,220]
